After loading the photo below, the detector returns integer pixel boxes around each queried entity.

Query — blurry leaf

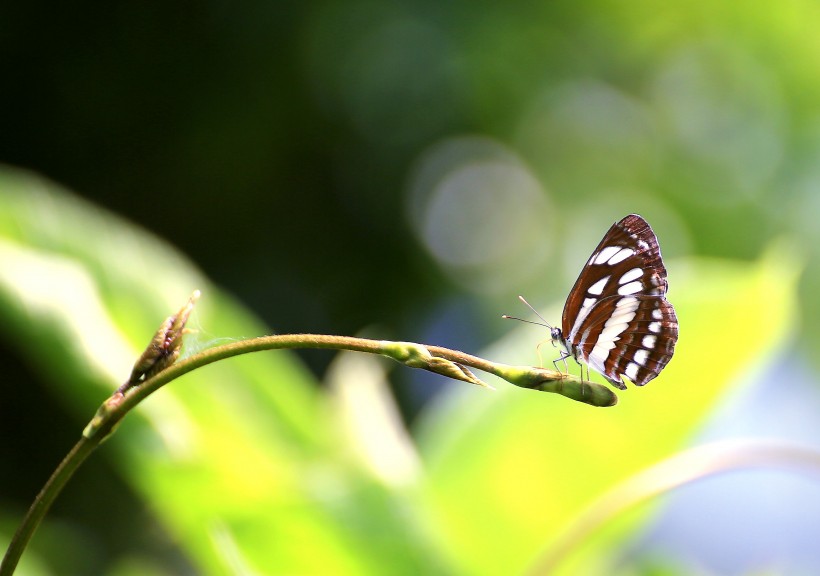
[0,167,443,574]
[3,162,800,576]
[414,246,799,575]
[322,352,455,574]
[325,350,421,486]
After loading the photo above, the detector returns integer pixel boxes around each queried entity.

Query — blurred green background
[2,1,820,574]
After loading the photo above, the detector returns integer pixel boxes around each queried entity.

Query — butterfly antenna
[501,314,548,328]
[516,295,554,330]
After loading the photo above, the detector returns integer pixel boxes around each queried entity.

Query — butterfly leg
[555,351,590,398]
[580,363,589,398]
[552,350,572,376]
[547,350,568,393]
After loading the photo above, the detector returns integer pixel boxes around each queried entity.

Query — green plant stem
[526,438,820,575]
[1,333,605,575]
[0,437,96,575]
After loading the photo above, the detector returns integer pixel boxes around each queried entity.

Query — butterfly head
[550,326,576,365]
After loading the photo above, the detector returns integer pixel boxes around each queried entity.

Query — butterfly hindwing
[602,294,677,386]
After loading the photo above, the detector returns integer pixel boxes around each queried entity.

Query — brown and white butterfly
[511,214,678,389]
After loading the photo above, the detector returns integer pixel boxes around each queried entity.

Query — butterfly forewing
[560,214,678,389]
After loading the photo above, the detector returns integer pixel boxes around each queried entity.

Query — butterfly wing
[561,214,678,388]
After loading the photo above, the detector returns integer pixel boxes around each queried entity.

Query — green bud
[494,364,617,407]
[379,341,491,388]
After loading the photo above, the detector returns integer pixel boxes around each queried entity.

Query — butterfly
[510,214,678,389]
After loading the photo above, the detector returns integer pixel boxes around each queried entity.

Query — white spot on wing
[588,346,611,375]
[587,296,638,371]
[569,304,592,341]
[634,349,649,366]
[652,308,663,320]
[625,362,639,381]
[593,246,621,265]
[608,248,634,265]
[649,321,661,333]
[642,335,656,349]
[619,268,643,284]
[587,276,610,295]
[600,320,629,343]
[618,281,643,295]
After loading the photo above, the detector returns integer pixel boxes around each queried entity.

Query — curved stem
[526,438,820,575]
[0,438,96,575]
[88,335,614,430]
[1,332,610,575]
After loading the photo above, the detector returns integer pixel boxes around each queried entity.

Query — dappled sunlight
[407,136,553,294]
